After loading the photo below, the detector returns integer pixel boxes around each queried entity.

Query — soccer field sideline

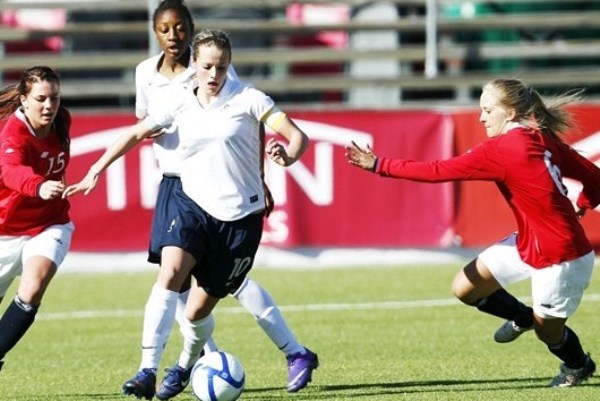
[36,293,600,321]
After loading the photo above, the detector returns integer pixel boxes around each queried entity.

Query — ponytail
[0,84,20,120]
[486,78,583,142]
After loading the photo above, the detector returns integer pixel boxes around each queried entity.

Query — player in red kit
[0,66,74,372]
[346,78,600,387]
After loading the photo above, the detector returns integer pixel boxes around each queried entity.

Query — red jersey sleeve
[556,142,600,210]
[0,132,45,197]
[375,139,506,182]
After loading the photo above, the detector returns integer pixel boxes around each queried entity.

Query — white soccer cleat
[494,320,533,343]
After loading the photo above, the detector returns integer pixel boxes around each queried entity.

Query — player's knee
[451,273,471,304]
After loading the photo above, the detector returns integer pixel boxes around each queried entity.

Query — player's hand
[266,138,291,166]
[62,169,100,198]
[39,180,65,200]
[345,141,378,172]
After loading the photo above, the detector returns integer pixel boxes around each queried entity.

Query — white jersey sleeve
[246,87,276,123]
[135,55,162,120]
[135,64,148,119]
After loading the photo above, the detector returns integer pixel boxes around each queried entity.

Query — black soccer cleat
[122,368,157,400]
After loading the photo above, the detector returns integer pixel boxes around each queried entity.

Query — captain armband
[264,108,287,132]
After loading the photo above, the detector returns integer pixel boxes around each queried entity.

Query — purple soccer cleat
[286,348,319,392]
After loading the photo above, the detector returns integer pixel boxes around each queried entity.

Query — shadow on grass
[12,377,599,400]
[12,393,128,401]
[239,376,600,399]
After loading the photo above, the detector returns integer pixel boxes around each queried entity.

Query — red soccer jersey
[0,109,71,235]
[376,126,600,268]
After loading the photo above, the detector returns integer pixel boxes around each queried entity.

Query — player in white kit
[64,9,318,399]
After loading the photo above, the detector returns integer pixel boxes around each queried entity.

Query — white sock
[178,314,215,369]
[233,278,304,356]
[139,284,179,370]
[174,288,218,355]
[203,337,218,354]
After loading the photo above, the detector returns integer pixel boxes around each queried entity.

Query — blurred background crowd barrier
[2,0,600,110]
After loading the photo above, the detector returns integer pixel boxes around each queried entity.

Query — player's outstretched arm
[62,169,100,197]
[63,121,154,197]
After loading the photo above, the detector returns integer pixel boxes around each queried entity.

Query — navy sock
[476,289,533,327]
[548,326,587,369]
[0,296,38,360]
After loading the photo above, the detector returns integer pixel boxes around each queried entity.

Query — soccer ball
[191,351,245,401]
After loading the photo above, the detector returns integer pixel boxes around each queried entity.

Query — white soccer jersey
[135,52,195,175]
[144,78,274,221]
[135,51,240,176]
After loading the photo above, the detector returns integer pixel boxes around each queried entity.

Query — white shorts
[479,233,595,319]
[0,222,74,298]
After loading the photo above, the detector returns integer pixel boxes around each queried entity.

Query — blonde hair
[484,78,583,141]
[192,29,232,61]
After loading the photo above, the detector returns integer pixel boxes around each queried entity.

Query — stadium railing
[1,0,599,108]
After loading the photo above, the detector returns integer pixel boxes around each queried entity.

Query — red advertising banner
[62,110,454,251]
[453,103,600,249]
[5,104,600,252]
[65,112,150,251]
[263,110,455,248]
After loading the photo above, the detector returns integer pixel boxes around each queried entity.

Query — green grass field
[1,262,599,401]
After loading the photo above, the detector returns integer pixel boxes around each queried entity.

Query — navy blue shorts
[147,175,181,264]
[159,184,264,298]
